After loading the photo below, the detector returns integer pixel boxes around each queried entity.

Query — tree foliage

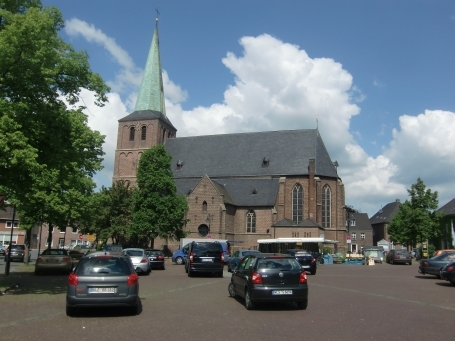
[132,145,188,248]
[0,1,109,245]
[388,178,442,246]
[89,180,133,245]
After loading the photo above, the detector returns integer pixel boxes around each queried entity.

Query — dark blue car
[440,261,455,285]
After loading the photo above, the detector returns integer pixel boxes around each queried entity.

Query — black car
[66,251,139,316]
[418,253,455,278]
[228,253,308,310]
[145,249,165,270]
[386,249,412,265]
[185,241,224,277]
[286,249,317,275]
[440,261,455,285]
[4,244,30,262]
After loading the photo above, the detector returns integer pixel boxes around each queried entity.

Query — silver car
[123,248,151,275]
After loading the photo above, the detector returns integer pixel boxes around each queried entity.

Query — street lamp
[5,204,16,276]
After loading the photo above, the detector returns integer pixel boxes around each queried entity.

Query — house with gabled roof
[370,199,401,249]
[112,19,349,252]
[437,198,455,249]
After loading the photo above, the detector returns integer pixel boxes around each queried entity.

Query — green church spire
[134,18,166,116]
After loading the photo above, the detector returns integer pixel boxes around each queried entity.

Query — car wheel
[296,300,308,310]
[228,282,236,297]
[310,269,316,275]
[66,306,75,317]
[162,265,165,270]
[391,259,394,265]
[245,289,255,310]
[449,280,455,286]
[175,257,184,265]
[218,271,223,277]
[408,261,412,265]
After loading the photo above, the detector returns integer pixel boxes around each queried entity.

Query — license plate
[89,287,116,294]
[272,290,293,295]
[201,258,213,262]
[302,266,310,269]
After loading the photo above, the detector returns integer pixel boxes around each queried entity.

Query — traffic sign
[79,234,83,240]
[86,234,96,242]
[346,236,351,240]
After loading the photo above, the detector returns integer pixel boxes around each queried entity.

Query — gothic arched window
[292,184,303,223]
[246,210,256,233]
[141,126,146,140]
[129,126,135,141]
[202,201,207,212]
[322,185,331,228]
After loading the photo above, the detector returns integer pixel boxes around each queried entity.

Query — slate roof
[438,198,455,215]
[348,212,372,232]
[173,178,279,207]
[369,200,401,224]
[0,207,19,220]
[164,129,338,179]
[119,110,176,130]
[273,218,322,228]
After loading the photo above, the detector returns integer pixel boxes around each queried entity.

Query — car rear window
[192,243,222,256]
[395,250,409,254]
[257,258,301,270]
[76,257,130,276]
[11,245,25,250]
[42,249,68,256]
[145,250,163,256]
[125,250,144,257]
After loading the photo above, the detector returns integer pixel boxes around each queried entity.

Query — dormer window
[262,156,270,168]
[176,160,183,170]
[251,189,258,195]
[129,127,135,141]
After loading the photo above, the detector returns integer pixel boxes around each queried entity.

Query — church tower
[113,18,176,185]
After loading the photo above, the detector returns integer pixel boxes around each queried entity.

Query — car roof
[144,249,162,251]
[82,251,125,257]
[124,248,144,251]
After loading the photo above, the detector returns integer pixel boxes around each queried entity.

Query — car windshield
[76,257,130,276]
[257,258,301,270]
[125,250,144,257]
[42,249,68,256]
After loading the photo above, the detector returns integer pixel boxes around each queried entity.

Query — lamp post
[5,204,16,276]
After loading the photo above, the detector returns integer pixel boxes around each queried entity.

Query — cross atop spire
[134,17,166,116]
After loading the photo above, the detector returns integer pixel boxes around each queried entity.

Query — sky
[41,0,455,217]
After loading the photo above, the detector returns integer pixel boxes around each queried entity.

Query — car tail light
[127,273,139,286]
[157,255,164,260]
[299,272,308,284]
[221,252,225,263]
[189,252,194,262]
[251,272,262,284]
[311,258,316,263]
[62,257,69,262]
[447,266,455,272]
[140,258,148,263]
[36,257,43,263]
[423,262,429,267]
[68,273,78,286]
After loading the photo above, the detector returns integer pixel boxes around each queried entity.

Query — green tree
[89,180,134,246]
[388,178,442,247]
[132,145,188,248]
[0,1,109,247]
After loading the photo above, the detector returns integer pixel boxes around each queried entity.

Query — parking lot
[0,259,453,341]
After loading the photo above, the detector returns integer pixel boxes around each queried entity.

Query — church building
[113,19,349,253]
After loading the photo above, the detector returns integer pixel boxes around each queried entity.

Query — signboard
[86,234,96,242]
[347,239,352,244]
[78,234,83,240]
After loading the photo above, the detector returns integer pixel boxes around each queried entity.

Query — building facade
[112,19,349,253]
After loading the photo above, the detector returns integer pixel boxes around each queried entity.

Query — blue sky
[42,0,455,216]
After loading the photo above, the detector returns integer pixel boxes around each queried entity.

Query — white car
[123,248,151,275]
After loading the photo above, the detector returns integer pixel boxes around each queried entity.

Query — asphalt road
[0,259,453,341]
